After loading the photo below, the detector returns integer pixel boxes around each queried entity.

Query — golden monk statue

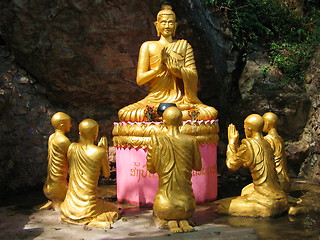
[42,112,71,210]
[216,114,288,217]
[147,107,202,233]
[263,112,291,192]
[60,119,119,228]
[118,5,218,122]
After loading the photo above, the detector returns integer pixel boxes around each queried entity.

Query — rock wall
[0,0,160,109]
[287,46,320,181]
[0,0,162,192]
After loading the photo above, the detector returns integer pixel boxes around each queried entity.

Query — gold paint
[41,112,71,211]
[60,119,119,228]
[147,107,202,233]
[118,5,218,122]
[113,120,219,148]
[216,114,288,217]
[263,112,291,192]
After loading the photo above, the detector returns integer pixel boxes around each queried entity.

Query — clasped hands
[155,45,185,78]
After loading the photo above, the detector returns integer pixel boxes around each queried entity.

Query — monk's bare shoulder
[141,41,163,55]
[142,40,159,46]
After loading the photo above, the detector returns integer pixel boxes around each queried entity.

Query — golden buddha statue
[216,114,288,217]
[147,107,202,233]
[118,5,218,122]
[60,119,119,228]
[41,112,71,210]
[263,112,291,192]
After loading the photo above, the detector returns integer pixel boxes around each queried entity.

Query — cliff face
[287,46,320,181]
[0,0,159,108]
[0,0,162,191]
[0,0,316,192]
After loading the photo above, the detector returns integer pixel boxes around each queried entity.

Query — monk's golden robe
[60,143,119,225]
[119,40,217,122]
[221,137,288,217]
[147,133,202,220]
[264,134,290,192]
[43,133,69,204]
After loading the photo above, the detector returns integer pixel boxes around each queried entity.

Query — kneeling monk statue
[60,119,119,228]
[147,107,202,233]
[216,114,288,217]
[42,112,71,210]
[262,112,291,192]
[118,5,217,122]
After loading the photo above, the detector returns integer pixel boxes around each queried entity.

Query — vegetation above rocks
[205,0,320,83]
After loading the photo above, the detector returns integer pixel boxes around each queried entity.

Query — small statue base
[113,120,219,206]
[215,195,288,218]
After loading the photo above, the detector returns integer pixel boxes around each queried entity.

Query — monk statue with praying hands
[60,119,119,228]
[147,106,202,233]
[118,5,218,122]
[216,114,288,217]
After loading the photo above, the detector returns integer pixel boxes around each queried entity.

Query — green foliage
[270,42,315,83]
[205,0,320,83]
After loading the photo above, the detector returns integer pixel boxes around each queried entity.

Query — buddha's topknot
[161,5,172,10]
[157,5,176,21]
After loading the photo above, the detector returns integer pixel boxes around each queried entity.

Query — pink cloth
[116,144,217,206]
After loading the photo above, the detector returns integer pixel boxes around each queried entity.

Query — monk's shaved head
[163,107,183,126]
[245,114,264,132]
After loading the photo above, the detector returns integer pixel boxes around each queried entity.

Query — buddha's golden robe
[119,40,218,122]
[264,134,290,192]
[147,133,202,220]
[60,143,119,225]
[43,133,69,204]
[222,137,288,216]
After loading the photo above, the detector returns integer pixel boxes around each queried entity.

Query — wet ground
[0,178,319,240]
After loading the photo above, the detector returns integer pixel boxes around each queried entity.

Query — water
[193,178,320,240]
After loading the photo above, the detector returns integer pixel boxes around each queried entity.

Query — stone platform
[1,179,319,240]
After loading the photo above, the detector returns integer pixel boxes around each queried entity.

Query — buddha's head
[79,119,99,142]
[163,106,183,127]
[262,112,278,133]
[51,112,71,133]
[154,5,178,37]
[244,114,264,138]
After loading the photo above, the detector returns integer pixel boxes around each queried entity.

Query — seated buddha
[118,5,218,122]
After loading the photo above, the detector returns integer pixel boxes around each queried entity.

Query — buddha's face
[156,14,176,37]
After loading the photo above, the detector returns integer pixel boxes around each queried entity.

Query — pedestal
[113,120,219,206]
[116,144,217,206]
